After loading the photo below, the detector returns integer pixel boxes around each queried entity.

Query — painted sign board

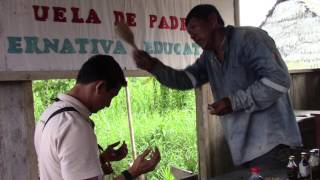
[0,0,235,80]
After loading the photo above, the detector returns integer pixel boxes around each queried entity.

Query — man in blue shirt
[133,4,302,176]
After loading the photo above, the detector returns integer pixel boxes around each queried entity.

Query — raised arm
[133,50,208,90]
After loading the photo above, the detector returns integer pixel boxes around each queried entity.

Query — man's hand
[101,161,113,175]
[208,97,233,116]
[133,50,158,72]
[100,141,128,163]
[128,147,161,178]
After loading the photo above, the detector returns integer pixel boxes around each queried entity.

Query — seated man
[34,54,160,180]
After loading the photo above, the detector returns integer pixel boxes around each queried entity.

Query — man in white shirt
[34,55,160,180]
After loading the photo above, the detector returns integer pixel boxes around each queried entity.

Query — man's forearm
[151,61,194,90]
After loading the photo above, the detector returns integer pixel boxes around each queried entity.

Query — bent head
[76,55,127,113]
[186,4,225,50]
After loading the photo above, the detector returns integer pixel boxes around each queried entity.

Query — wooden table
[209,168,287,180]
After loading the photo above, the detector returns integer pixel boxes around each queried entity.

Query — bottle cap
[310,149,320,156]
[250,167,261,173]
[289,155,295,160]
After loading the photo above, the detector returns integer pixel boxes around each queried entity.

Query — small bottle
[299,152,310,180]
[249,167,263,180]
[287,155,298,180]
[309,149,320,180]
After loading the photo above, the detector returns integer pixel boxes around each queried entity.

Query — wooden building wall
[290,71,320,110]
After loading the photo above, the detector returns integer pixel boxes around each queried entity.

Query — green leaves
[33,79,74,120]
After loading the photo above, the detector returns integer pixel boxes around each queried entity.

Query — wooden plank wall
[290,71,320,110]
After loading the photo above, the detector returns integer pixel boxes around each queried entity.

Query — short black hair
[186,4,225,27]
[76,55,127,90]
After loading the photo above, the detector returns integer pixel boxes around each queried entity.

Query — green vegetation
[33,77,198,179]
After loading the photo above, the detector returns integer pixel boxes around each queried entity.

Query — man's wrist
[122,169,136,180]
[99,154,109,164]
[128,167,139,179]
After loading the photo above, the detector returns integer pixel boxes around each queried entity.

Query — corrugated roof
[260,0,320,70]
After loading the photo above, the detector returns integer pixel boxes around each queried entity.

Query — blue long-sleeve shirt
[150,26,302,165]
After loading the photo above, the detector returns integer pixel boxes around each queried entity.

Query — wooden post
[195,84,234,179]
[125,81,137,160]
[124,79,145,180]
[0,81,38,180]
[195,85,213,179]
[234,0,240,26]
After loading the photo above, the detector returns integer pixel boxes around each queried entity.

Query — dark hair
[76,55,127,90]
[186,4,225,27]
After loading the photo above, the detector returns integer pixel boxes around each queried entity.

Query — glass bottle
[249,167,263,180]
[299,152,310,180]
[309,149,320,180]
[287,155,298,180]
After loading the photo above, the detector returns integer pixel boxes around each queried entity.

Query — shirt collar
[57,93,92,118]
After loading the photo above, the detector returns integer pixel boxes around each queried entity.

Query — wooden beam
[0,70,150,81]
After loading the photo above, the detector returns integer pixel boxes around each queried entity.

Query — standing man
[34,55,160,180]
[133,4,301,176]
